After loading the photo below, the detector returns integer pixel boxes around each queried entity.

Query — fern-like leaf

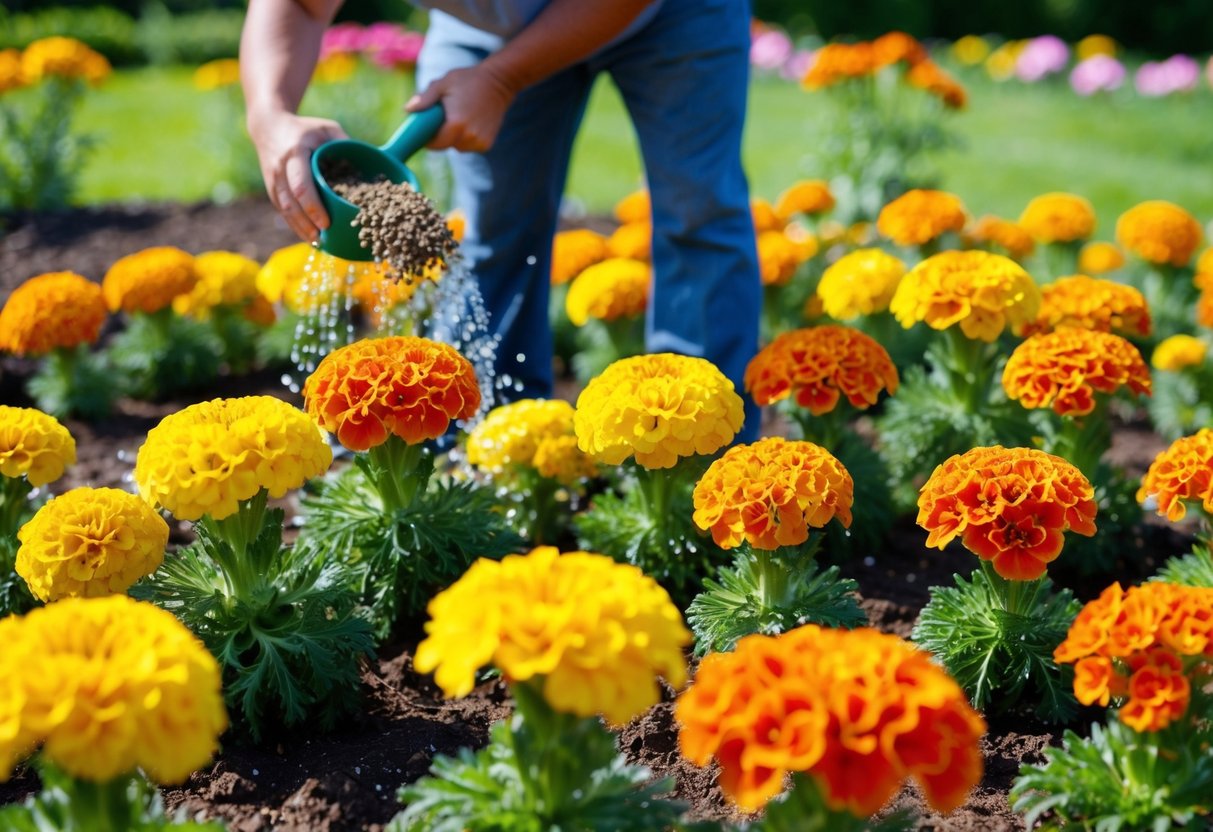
[1155,544,1213,587]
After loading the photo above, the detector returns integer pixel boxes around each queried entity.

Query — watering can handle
[380,104,445,162]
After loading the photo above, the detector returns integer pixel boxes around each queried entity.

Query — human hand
[248,111,347,242]
[406,64,517,153]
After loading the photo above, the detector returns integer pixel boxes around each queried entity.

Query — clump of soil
[328,172,455,277]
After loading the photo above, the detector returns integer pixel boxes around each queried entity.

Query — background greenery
[61,64,1213,229]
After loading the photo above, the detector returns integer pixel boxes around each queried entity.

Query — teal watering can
[311,104,445,261]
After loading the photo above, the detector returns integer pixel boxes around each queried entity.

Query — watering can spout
[311,104,445,261]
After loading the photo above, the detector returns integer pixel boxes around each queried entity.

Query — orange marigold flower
[906,59,967,109]
[816,248,906,320]
[551,228,609,286]
[21,37,110,86]
[1002,329,1151,416]
[606,221,651,261]
[102,247,199,315]
[889,250,1041,341]
[965,215,1035,260]
[756,230,809,286]
[692,437,853,550]
[574,353,744,469]
[613,190,650,225]
[1078,241,1126,275]
[1018,193,1097,244]
[744,325,899,415]
[677,625,985,814]
[877,189,967,247]
[775,180,835,220]
[445,209,466,243]
[303,336,481,451]
[1137,429,1213,522]
[803,42,877,89]
[1199,287,1213,329]
[872,31,928,68]
[1018,274,1151,338]
[1054,581,1213,731]
[0,49,26,94]
[565,258,649,325]
[752,198,784,234]
[1116,200,1204,267]
[0,272,107,356]
[917,445,1097,581]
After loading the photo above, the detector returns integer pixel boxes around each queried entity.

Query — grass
[67,63,1213,231]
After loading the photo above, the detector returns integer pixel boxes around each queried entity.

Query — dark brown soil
[0,199,1198,831]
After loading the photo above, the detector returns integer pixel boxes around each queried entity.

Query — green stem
[791,406,846,449]
[65,773,133,832]
[526,472,559,546]
[367,435,428,513]
[752,548,791,614]
[1053,400,1111,481]
[0,476,33,539]
[637,464,673,562]
[945,327,993,414]
[204,489,270,600]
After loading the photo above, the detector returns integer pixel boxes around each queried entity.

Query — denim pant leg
[417,12,594,403]
[595,0,762,442]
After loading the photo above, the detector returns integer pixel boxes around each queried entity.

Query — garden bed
[0,199,1194,831]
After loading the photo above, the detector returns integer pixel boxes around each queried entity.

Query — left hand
[406,64,517,153]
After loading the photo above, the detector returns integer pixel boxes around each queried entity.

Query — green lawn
[72,64,1213,232]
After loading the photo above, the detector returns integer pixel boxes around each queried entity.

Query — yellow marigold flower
[565,258,649,325]
[0,596,226,784]
[1116,200,1204,267]
[1078,241,1127,275]
[0,49,27,94]
[1196,248,1213,275]
[1019,274,1151,338]
[613,189,650,225]
[1152,334,1207,371]
[20,37,110,86]
[414,546,690,725]
[775,179,835,220]
[172,250,262,318]
[16,487,167,602]
[906,59,967,109]
[0,271,107,356]
[918,446,1097,581]
[751,198,784,234]
[532,435,599,485]
[466,399,575,473]
[876,189,967,247]
[816,248,906,320]
[965,215,1035,260]
[574,353,744,469]
[135,396,331,522]
[1003,329,1151,416]
[102,246,199,315]
[0,406,75,487]
[606,221,651,261]
[304,336,480,452]
[986,41,1025,81]
[446,209,466,243]
[255,243,362,313]
[677,625,985,814]
[1077,34,1118,61]
[756,230,808,287]
[744,325,899,414]
[1055,582,1212,732]
[551,228,609,286]
[889,250,1041,341]
[1018,193,1097,244]
[1138,429,1213,521]
[312,51,356,83]
[692,437,852,550]
[193,58,241,91]
[951,35,991,66]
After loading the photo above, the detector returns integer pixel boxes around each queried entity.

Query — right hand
[249,111,347,242]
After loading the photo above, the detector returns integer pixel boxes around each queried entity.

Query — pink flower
[1015,35,1070,82]
[751,29,793,72]
[1070,55,1125,96]
[783,49,816,81]
[320,23,367,59]
[366,29,424,69]
[1136,55,1200,97]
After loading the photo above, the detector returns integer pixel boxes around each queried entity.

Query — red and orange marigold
[0,272,107,356]
[303,336,481,451]
[744,325,899,415]
[1137,429,1213,522]
[1002,329,1151,416]
[1018,274,1151,338]
[692,437,853,550]
[676,625,986,815]
[877,189,967,247]
[917,446,1097,581]
[1054,581,1213,732]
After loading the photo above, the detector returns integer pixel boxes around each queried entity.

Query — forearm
[482,0,656,94]
[240,0,340,134]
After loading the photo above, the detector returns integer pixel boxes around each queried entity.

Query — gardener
[241,0,762,439]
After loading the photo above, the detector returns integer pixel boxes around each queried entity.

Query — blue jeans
[417,0,762,442]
